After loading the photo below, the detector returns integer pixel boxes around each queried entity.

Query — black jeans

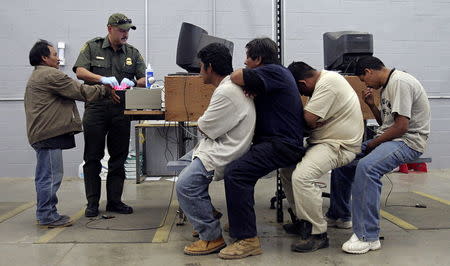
[82,100,130,207]
[224,140,303,239]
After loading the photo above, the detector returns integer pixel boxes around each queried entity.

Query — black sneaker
[291,232,329,253]
[106,201,133,214]
[85,205,99,217]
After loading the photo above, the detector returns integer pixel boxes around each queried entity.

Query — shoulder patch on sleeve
[80,43,88,52]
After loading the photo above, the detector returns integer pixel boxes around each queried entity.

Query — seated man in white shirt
[176,43,256,256]
[280,61,364,253]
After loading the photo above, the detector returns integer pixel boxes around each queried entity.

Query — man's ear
[208,63,213,72]
[41,55,48,65]
[255,56,262,66]
[297,80,307,86]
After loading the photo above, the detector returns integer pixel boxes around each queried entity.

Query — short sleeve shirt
[376,70,430,153]
[245,64,304,148]
[73,36,146,85]
[305,70,364,153]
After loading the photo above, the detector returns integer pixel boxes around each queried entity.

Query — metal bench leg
[276,169,285,223]
[176,207,187,226]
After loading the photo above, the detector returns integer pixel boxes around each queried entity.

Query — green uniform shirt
[73,36,146,86]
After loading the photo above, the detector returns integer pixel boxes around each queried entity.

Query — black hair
[287,61,316,81]
[354,56,385,76]
[245,37,279,65]
[197,43,233,76]
[29,39,53,66]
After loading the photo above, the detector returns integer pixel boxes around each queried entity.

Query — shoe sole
[105,209,133,214]
[329,224,352,229]
[218,248,263,259]
[39,221,73,229]
[342,243,381,254]
[184,243,226,256]
[327,222,352,229]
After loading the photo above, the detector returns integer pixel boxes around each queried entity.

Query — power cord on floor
[383,174,450,231]
[84,178,176,231]
[384,173,427,208]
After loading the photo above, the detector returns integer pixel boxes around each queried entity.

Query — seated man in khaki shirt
[280,61,364,252]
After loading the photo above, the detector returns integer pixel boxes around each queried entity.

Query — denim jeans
[176,158,221,241]
[328,140,421,241]
[34,148,64,224]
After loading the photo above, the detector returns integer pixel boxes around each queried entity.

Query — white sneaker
[342,234,381,254]
[326,217,352,229]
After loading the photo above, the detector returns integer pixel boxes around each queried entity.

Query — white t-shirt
[193,75,256,180]
[305,70,364,153]
[376,70,430,153]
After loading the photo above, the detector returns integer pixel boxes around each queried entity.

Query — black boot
[291,232,329,253]
[283,219,313,238]
[85,203,99,217]
[283,208,302,235]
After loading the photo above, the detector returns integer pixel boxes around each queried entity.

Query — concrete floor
[0,169,449,266]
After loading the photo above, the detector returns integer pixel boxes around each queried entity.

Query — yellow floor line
[412,191,450,206]
[0,201,36,223]
[380,209,418,230]
[35,208,85,244]
[152,200,179,243]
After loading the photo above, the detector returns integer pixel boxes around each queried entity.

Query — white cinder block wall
[0,0,448,177]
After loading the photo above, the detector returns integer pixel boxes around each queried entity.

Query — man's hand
[120,78,135,88]
[315,121,327,128]
[100,76,119,87]
[364,140,378,154]
[244,90,256,99]
[363,87,375,106]
[110,89,121,104]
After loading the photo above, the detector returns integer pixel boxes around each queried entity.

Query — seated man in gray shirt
[176,43,256,256]
[332,56,430,254]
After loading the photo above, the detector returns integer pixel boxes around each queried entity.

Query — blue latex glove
[120,78,135,88]
[100,76,119,87]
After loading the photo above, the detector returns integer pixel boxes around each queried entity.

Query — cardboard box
[164,75,214,121]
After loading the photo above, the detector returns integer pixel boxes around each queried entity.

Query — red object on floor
[397,163,428,173]
[408,162,428,172]
[398,164,409,173]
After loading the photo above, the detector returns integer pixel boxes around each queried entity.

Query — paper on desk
[165,176,179,182]
[145,176,162,181]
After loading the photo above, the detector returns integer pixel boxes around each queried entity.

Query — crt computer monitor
[323,31,373,74]
[176,22,234,74]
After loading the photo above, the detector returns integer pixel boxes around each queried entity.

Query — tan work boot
[218,237,262,259]
[184,236,226,256]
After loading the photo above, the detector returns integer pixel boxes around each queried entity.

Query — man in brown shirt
[25,40,113,228]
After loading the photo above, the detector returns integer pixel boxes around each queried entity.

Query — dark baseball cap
[108,13,136,30]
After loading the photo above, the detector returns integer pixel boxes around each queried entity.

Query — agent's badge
[126,57,133,65]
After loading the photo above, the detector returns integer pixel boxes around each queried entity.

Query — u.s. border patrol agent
[73,13,146,218]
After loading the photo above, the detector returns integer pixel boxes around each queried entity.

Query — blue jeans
[176,158,221,241]
[34,148,64,224]
[328,140,421,241]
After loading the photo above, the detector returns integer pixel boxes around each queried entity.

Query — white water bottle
[146,64,155,88]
